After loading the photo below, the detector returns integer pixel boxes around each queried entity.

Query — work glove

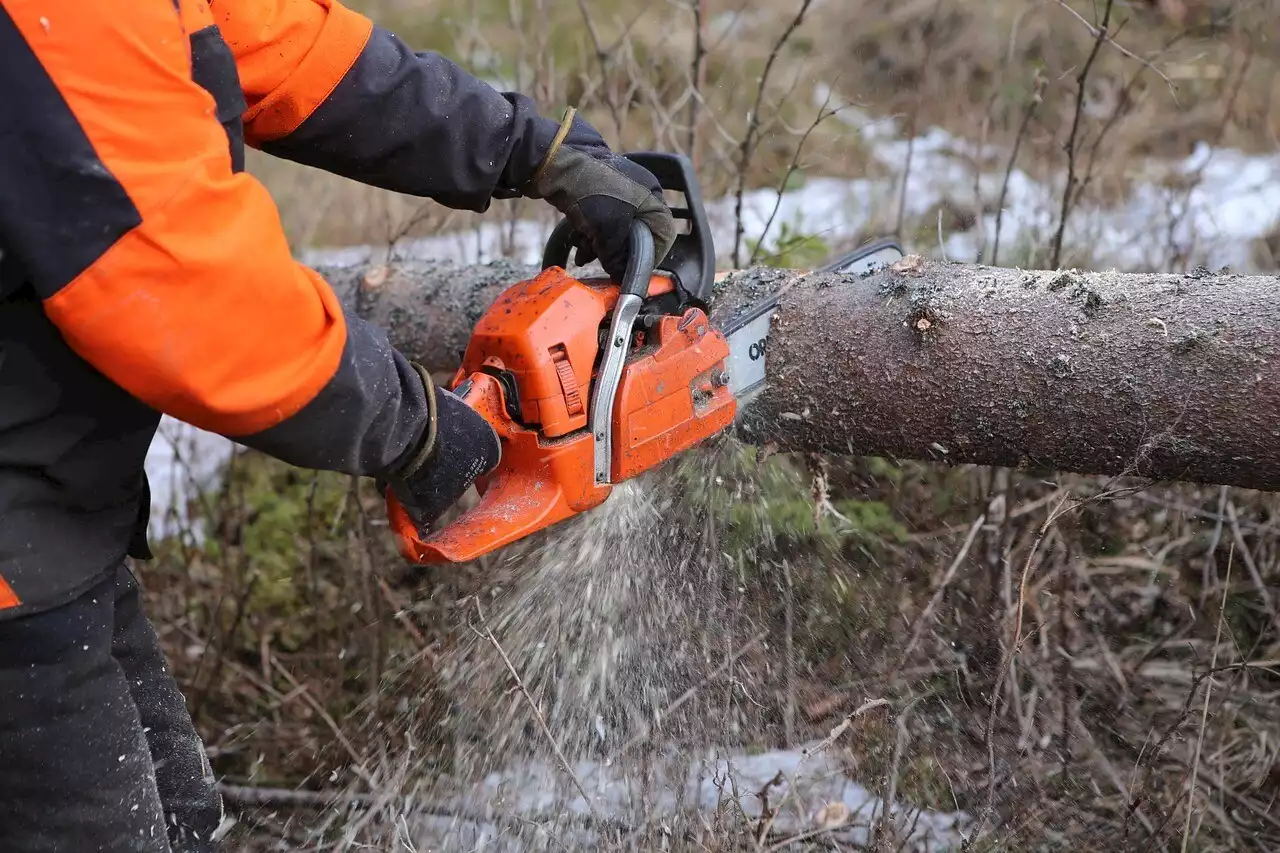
[524,108,678,282]
[379,364,501,534]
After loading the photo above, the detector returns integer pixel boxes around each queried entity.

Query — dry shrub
[146,441,1280,851]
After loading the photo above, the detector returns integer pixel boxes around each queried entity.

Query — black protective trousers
[0,564,224,852]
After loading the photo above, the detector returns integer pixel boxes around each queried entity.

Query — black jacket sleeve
[258,25,562,212]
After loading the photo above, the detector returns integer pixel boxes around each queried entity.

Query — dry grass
[254,0,1280,257]
[132,1,1280,849]
[142,441,1280,851]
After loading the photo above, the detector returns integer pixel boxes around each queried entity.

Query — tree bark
[320,255,1280,493]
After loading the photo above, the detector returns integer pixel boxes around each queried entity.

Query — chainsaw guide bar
[717,237,904,404]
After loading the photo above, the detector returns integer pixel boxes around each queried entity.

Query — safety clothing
[0,564,224,852]
[0,1,672,848]
[0,0,669,622]
[526,109,679,282]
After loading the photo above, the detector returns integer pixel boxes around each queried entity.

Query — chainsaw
[385,152,903,564]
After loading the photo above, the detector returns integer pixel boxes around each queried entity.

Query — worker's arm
[211,0,677,280]
[211,0,556,211]
[0,0,490,498]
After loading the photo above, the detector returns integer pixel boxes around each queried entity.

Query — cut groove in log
[318,254,1280,493]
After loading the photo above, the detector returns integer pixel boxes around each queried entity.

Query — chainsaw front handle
[541,216,656,292]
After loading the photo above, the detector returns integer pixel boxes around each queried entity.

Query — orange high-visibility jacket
[0,0,561,617]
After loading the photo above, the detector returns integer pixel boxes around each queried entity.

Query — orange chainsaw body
[386,265,737,564]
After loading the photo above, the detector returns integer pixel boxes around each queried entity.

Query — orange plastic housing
[456,268,609,438]
[612,309,735,482]
[386,267,734,565]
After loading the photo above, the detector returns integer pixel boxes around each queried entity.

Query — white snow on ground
[410,743,969,850]
[144,107,1280,532]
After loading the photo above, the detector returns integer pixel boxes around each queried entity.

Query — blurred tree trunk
[319,255,1280,493]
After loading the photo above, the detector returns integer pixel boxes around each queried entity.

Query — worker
[0,0,677,849]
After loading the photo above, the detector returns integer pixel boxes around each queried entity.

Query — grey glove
[523,108,677,282]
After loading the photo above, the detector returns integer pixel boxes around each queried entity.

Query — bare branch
[731,0,815,267]
[1051,0,1178,96]
[469,599,599,819]
[755,698,892,848]
[748,84,847,266]
[991,73,1045,266]
[894,0,945,243]
[1050,0,1115,269]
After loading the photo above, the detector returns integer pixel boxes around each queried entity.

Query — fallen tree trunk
[320,255,1280,493]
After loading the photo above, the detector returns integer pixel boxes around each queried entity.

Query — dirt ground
[137,1,1280,850]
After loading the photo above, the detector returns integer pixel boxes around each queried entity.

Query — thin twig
[1050,0,1114,269]
[898,514,986,668]
[1077,28,1186,211]
[1160,42,1253,269]
[783,558,797,747]
[731,0,814,267]
[1226,500,1279,626]
[753,698,891,848]
[1181,543,1233,852]
[470,599,598,819]
[611,632,768,761]
[1051,0,1178,95]
[967,491,1073,847]
[878,695,925,844]
[894,0,945,242]
[219,783,374,808]
[270,658,374,787]
[574,0,624,138]
[686,0,708,165]
[1200,486,1230,607]
[765,822,855,852]
[991,73,1044,266]
[748,81,845,267]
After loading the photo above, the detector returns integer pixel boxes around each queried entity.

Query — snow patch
[411,743,970,851]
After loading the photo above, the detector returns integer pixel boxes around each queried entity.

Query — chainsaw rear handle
[540,151,714,307]
[543,219,656,299]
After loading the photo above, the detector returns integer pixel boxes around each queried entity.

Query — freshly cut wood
[318,254,1280,493]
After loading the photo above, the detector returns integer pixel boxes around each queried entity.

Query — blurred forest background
[140,0,1280,850]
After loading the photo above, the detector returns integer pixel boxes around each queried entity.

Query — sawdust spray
[406,434,770,847]
[446,451,730,742]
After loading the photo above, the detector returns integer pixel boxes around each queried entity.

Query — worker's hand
[525,109,677,282]
[379,367,501,533]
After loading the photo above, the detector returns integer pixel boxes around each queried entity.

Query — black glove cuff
[525,106,579,194]
[385,382,502,531]
[388,361,439,480]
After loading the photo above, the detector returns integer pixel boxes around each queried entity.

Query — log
[320,254,1280,493]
